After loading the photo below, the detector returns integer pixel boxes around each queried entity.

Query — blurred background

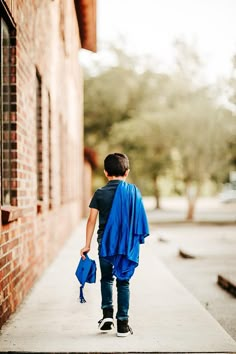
[81,0,236,221]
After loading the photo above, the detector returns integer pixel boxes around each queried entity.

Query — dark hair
[104,153,129,177]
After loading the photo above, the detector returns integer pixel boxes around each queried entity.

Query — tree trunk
[185,182,200,221]
[153,175,161,209]
[186,199,195,220]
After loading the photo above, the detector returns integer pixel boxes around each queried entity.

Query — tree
[84,48,152,149]
[167,42,235,219]
[84,52,174,207]
[84,43,235,219]
[169,90,232,219]
[228,55,236,170]
[109,111,173,208]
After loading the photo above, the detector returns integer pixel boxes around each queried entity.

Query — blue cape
[99,181,149,280]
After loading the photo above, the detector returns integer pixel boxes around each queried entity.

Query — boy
[80,153,149,337]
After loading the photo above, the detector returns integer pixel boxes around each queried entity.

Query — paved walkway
[144,196,236,224]
[0,221,236,353]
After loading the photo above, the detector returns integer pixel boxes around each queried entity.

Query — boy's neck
[107,176,126,181]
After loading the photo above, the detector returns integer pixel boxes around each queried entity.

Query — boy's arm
[80,208,98,259]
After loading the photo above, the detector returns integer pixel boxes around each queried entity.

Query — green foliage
[227,55,236,170]
[84,42,235,204]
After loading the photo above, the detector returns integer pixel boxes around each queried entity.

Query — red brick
[0,255,8,268]
[0,308,11,328]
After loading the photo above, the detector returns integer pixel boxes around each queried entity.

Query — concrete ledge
[218,273,236,297]
[0,352,231,354]
[158,236,170,243]
[179,248,197,259]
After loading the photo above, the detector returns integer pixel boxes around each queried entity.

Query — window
[0,18,11,205]
[48,92,52,209]
[36,71,43,205]
[0,16,16,207]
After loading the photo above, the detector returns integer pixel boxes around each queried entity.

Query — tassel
[79,285,86,303]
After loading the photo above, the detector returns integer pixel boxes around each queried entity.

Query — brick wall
[0,0,84,327]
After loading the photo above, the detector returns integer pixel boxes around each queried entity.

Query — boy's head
[104,153,129,177]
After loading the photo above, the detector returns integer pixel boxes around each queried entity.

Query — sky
[80,0,236,83]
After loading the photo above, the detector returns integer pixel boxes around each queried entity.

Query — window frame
[48,91,53,209]
[0,2,19,224]
[36,70,43,212]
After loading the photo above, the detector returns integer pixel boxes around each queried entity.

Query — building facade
[0,0,96,327]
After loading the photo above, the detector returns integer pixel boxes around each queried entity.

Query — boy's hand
[80,246,90,260]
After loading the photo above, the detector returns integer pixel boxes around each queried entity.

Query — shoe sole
[99,318,114,331]
[116,331,131,337]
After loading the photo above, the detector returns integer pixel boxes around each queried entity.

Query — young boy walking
[80,153,149,337]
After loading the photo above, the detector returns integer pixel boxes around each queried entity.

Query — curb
[179,248,197,259]
[218,273,236,297]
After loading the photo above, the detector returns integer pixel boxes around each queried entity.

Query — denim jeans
[99,256,130,320]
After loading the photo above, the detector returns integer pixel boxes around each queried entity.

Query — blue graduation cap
[75,255,96,303]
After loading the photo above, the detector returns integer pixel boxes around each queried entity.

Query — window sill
[1,205,23,225]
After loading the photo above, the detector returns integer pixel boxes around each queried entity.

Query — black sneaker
[98,308,114,331]
[117,319,133,337]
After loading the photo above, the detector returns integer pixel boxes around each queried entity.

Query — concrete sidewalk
[0,221,236,353]
[144,196,236,224]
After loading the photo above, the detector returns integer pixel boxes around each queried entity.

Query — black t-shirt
[89,180,121,242]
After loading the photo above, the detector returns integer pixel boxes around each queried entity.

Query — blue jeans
[99,257,130,320]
